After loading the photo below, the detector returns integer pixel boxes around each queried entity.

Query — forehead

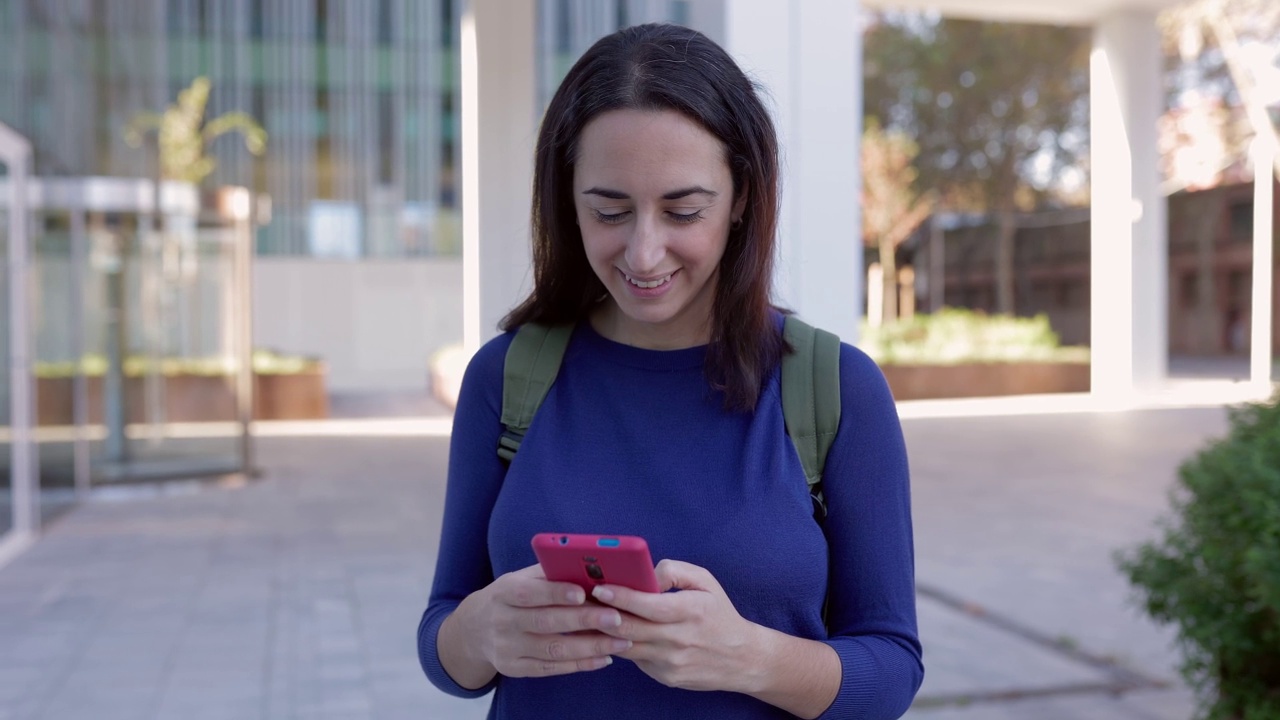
[573,109,730,190]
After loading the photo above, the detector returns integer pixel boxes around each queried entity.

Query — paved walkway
[0,392,1253,719]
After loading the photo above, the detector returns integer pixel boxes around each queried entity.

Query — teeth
[625,273,672,289]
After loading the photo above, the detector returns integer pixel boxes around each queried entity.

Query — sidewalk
[0,388,1252,719]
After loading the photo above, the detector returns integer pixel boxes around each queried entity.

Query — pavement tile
[914,593,1112,700]
[0,409,1229,719]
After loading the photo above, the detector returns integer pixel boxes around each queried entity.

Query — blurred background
[0,1,1277,719]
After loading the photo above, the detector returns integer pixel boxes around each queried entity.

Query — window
[1180,272,1198,309]
[441,0,454,46]
[377,0,394,45]
[555,0,571,53]
[250,0,266,38]
[671,1,691,26]
[1229,201,1253,242]
[378,90,395,184]
[315,0,327,42]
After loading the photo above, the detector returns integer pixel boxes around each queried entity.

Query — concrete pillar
[460,0,537,352]
[1250,136,1275,387]
[722,0,863,342]
[1089,12,1167,399]
[0,122,37,536]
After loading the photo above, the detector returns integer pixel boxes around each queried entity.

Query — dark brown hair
[502,23,783,412]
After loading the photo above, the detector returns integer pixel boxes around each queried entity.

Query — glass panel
[84,215,243,484]
[0,159,11,537]
[34,216,79,521]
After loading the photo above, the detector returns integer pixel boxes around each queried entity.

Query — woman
[419,23,922,719]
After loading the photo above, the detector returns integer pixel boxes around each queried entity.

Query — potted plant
[859,308,1091,400]
[34,349,329,424]
[1115,391,1280,720]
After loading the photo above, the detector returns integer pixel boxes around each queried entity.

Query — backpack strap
[781,315,842,520]
[497,322,575,463]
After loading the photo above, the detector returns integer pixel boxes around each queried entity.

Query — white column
[722,0,862,342]
[0,122,37,535]
[460,0,537,352]
[1251,136,1275,387]
[1090,12,1167,400]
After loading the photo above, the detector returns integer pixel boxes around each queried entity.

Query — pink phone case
[532,533,661,594]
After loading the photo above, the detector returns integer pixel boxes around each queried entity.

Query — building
[0,0,696,257]
[911,178,1280,355]
[7,0,1260,555]
[0,0,693,391]
[0,0,697,549]
[3,0,450,258]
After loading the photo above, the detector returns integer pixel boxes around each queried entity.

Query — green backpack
[496,315,842,519]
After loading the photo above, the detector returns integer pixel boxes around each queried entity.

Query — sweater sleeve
[817,345,924,719]
[417,333,515,698]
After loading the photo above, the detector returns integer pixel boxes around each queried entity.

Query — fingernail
[602,656,613,667]
[601,611,622,628]
[567,589,585,604]
[611,639,632,652]
[592,586,614,602]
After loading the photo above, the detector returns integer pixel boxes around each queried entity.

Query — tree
[1160,0,1280,178]
[1158,1,1280,354]
[862,119,935,324]
[124,76,266,184]
[863,16,1092,316]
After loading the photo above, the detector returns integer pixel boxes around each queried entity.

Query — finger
[504,654,615,678]
[520,632,633,663]
[498,570,587,609]
[592,584,684,624]
[515,606,624,635]
[511,563,548,580]
[654,559,721,593]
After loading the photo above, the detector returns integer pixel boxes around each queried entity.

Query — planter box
[36,367,329,425]
[254,371,330,420]
[879,361,1090,401]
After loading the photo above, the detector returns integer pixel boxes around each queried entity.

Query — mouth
[622,271,675,290]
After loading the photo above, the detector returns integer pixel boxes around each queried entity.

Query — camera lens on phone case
[559,536,568,545]
[586,563,604,580]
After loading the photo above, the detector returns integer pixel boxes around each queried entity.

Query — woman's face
[573,108,745,350]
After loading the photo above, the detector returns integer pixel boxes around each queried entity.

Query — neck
[589,302,712,350]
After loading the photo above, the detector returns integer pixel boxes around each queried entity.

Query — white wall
[253,258,463,392]
[721,0,864,342]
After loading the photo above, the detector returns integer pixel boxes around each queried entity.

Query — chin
[616,304,677,327]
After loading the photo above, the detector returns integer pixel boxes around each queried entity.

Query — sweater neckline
[577,320,707,371]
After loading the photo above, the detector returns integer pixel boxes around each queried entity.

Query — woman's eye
[591,209,631,225]
[668,211,704,225]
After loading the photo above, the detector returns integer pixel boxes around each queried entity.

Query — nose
[624,215,665,274]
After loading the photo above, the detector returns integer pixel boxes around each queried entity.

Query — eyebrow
[582,186,719,201]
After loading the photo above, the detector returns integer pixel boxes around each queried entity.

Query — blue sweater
[419,319,923,719]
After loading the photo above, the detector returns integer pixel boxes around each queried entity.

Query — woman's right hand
[440,564,633,686]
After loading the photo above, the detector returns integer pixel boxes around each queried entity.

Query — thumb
[654,559,721,593]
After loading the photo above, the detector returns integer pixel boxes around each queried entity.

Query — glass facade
[0,0,455,258]
[0,1,693,540]
[0,159,9,538]
[0,122,37,542]
[0,177,257,497]
[0,0,689,259]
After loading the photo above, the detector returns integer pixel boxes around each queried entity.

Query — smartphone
[532,533,661,594]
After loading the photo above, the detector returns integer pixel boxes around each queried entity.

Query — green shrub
[34,349,321,378]
[859,308,1089,365]
[1115,392,1280,720]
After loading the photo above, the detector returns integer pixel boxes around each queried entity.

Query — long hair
[502,23,783,412]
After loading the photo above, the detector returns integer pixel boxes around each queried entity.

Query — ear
[731,184,749,225]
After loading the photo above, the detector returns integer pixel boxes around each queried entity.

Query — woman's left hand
[590,559,767,693]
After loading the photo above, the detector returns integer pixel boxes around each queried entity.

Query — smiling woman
[573,109,744,350]
[419,23,923,720]
[506,22,783,411]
